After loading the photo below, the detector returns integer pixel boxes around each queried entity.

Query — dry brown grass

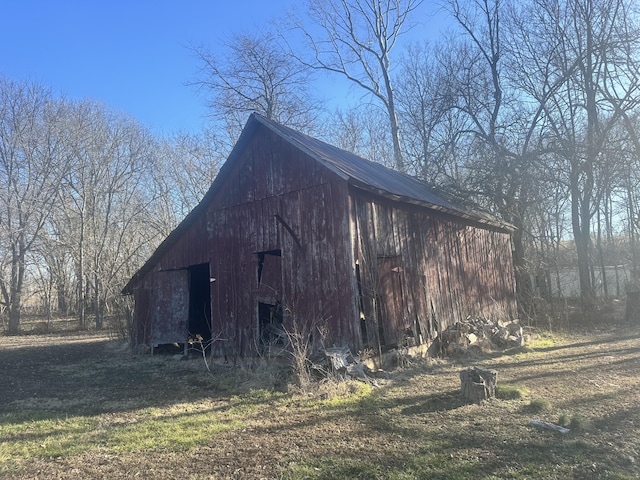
[1,314,639,479]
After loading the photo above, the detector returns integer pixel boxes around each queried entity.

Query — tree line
[0,79,221,334]
[2,0,640,333]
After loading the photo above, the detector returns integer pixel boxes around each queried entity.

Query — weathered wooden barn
[123,113,517,358]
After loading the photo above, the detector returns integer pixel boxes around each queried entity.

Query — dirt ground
[1,316,639,479]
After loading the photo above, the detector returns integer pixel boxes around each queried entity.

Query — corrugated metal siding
[259,115,512,231]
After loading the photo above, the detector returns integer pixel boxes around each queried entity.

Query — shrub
[496,383,528,400]
[527,398,552,413]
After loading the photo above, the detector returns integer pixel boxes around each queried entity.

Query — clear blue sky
[1,1,448,135]
[0,1,297,134]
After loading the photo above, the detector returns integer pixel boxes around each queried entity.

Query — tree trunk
[596,209,608,297]
[578,7,597,309]
[460,367,497,403]
[571,168,594,309]
[7,303,20,335]
[629,187,639,283]
[512,217,533,320]
[77,216,86,329]
[384,91,404,172]
[7,242,26,335]
[94,274,104,330]
[575,231,594,309]
[6,289,20,335]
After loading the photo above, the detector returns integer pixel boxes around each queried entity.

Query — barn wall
[140,124,359,357]
[132,120,516,356]
[206,127,358,358]
[130,201,212,347]
[132,283,151,347]
[351,190,516,349]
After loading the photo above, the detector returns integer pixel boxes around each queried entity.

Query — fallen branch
[529,420,570,434]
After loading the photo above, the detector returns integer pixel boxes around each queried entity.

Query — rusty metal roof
[122,113,510,294]
[254,114,511,231]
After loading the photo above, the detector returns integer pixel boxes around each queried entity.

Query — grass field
[0,318,639,479]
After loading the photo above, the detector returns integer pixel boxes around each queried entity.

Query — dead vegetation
[0,313,639,479]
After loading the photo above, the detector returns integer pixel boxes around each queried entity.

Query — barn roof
[255,114,509,229]
[122,113,511,294]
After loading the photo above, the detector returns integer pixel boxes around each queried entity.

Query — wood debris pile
[311,346,377,383]
[438,317,525,357]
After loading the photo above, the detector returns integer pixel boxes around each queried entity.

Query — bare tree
[439,0,552,319]
[57,100,159,329]
[191,30,320,143]
[511,0,640,306]
[325,104,394,166]
[152,128,224,236]
[289,0,423,172]
[0,80,223,332]
[395,41,461,181]
[0,77,68,334]
[618,113,640,282]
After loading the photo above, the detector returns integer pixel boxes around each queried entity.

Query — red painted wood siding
[351,189,516,348]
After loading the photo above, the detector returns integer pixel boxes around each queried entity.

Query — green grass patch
[107,411,241,452]
[527,333,559,350]
[0,402,245,464]
[526,398,553,413]
[0,413,99,460]
[558,413,591,432]
[496,383,529,400]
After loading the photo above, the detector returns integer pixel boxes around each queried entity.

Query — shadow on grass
[400,389,467,414]
[282,403,637,480]
[0,338,247,419]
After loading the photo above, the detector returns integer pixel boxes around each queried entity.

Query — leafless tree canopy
[2,0,640,332]
[191,30,319,145]
[287,0,424,171]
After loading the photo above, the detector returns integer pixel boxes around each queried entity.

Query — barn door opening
[188,263,212,342]
[258,301,285,346]
[256,249,284,348]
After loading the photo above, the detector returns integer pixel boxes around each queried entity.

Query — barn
[122,113,517,358]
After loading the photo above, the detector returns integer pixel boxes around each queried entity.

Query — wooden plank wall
[200,126,359,358]
[133,285,151,347]
[352,190,517,348]
[133,121,515,356]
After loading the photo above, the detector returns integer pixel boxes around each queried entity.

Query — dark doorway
[189,263,211,342]
[258,301,285,346]
[256,250,284,348]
